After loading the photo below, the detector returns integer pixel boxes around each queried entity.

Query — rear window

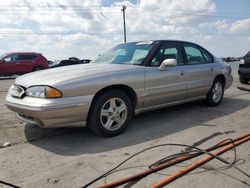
[183,44,206,64]
[200,48,213,63]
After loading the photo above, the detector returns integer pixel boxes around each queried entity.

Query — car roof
[121,40,213,56]
[7,52,40,55]
[124,40,201,45]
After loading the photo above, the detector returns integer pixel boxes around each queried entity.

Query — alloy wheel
[100,97,128,131]
[212,82,223,103]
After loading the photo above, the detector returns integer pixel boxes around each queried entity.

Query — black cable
[82,143,201,187]
[149,139,236,168]
[148,150,199,168]
[81,141,228,187]
[82,138,249,188]
[232,166,250,178]
[0,180,21,188]
[150,139,249,182]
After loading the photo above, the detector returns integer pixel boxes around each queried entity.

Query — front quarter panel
[5,65,145,128]
[54,66,145,109]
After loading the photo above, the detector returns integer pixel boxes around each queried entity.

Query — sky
[0,0,249,61]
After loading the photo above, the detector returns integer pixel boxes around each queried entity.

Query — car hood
[15,63,143,88]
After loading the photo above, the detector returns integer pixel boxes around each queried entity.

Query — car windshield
[245,51,250,57]
[92,41,155,65]
[0,53,8,59]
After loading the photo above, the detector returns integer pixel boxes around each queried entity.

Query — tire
[88,90,133,137]
[33,67,43,71]
[205,78,224,107]
[239,77,249,84]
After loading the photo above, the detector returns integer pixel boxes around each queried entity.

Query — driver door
[144,42,188,108]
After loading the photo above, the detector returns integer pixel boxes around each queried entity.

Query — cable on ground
[82,134,250,188]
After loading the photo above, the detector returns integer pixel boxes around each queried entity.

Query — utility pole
[121,5,127,43]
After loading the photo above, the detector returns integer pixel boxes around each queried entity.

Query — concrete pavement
[0,62,249,188]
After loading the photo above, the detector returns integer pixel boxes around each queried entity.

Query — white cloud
[229,18,250,33]
[247,37,250,43]
[0,0,249,59]
[215,20,230,32]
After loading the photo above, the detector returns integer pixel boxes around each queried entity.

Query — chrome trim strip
[135,96,205,115]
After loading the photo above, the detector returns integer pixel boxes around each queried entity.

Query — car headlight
[25,86,62,98]
[239,59,245,64]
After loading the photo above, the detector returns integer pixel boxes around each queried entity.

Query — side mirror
[159,59,177,71]
[0,59,5,63]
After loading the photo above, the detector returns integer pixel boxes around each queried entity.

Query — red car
[0,52,48,76]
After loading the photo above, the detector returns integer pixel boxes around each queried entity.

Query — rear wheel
[205,78,224,107]
[88,90,133,137]
[239,77,249,84]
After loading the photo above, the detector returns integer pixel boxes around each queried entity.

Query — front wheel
[205,78,224,107]
[88,90,133,137]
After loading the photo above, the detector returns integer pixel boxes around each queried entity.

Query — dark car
[69,57,91,64]
[50,59,80,68]
[80,59,91,64]
[238,51,250,84]
[50,58,91,68]
[68,57,80,61]
[0,52,48,76]
[47,60,55,65]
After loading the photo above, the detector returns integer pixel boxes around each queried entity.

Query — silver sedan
[5,40,233,137]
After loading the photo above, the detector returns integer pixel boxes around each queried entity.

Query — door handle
[210,68,214,71]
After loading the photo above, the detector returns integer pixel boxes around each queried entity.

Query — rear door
[182,43,215,99]
[144,41,188,108]
[17,54,36,72]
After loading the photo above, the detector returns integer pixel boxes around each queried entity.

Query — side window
[18,54,37,61]
[200,48,213,63]
[150,42,183,66]
[184,44,206,64]
[162,47,183,65]
[30,55,37,60]
[18,55,26,61]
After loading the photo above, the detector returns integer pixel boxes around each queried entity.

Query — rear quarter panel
[37,55,48,69]
[213,57,233,89]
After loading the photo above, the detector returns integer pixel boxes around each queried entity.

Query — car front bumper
[5,94,93,128]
